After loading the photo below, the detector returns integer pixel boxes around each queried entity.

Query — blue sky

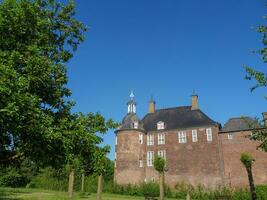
[67,0,266,159]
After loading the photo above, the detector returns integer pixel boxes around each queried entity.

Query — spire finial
[130,91,134,100]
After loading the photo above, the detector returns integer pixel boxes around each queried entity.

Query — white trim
[206,128,212,142]
[147,151,154,167]
[192,129,198,142]
[157,121,165,130]
[158,133,165,145]
[147,134,154,146]
[178,131,187,143]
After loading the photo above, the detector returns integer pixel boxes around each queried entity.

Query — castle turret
[114,92,145,184]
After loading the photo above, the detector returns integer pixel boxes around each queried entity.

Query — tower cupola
[127,91,137,114]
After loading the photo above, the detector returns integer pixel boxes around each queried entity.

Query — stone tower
[114,92,146,184]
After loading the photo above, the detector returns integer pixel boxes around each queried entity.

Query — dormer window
[157,121,165,130]
[133,122,138,129]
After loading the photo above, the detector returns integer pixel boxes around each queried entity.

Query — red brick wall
[144,126,223,187]
[115,130,145,184]
[220,131,267,187]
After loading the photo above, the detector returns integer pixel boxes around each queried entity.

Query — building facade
[114,93,267,187]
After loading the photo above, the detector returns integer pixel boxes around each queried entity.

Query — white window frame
[147,134,154,146]
[115,135,117,145]
[139,159,143,167]
[228,133,234,140]
[158,133,165,145]
[206,128,212,142]
[114,152,117,160]
[158,150,166,160]
[139,134,143,144]
[133,122,138,129]
[147,151,154,167]
[157,121,165,130]
[192,129,198,142]
[178,131,187,143]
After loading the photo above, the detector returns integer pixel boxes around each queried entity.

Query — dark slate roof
[120,113,143,130]
[141,106,218,132]
[220,117,261,133]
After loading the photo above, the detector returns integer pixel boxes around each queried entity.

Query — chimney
[149,99,156,113]
[262,112,267,125]
[191,94,198,110]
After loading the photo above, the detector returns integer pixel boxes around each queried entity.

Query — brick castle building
[114,92,267,187]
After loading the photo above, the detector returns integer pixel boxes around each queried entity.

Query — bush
[0,168,27,187]
[27,167,67,191]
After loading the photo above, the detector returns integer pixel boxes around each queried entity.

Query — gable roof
[141,106,218,132]
[220,117,260,133]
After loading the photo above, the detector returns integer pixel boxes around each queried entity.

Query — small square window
[139,159,143,167]
[157,121,165,130]
[228,133,234,140]
[133,122,138,129]
[158,133,165,145]
[139,134,143,144]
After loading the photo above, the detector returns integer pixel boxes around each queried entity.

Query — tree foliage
[245,22,267,91]
[245,15,267,152]
[0,0,118,175]
[153,156,165,173]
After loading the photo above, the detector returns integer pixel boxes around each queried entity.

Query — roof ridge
[228,116,253,120]
[155,105,191,112]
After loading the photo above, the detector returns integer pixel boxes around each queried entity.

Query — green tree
[59,113,116,198]
[0,0,86,166]
[93,146,111,200]
[245,16,267,151]
[240,153,257,200]
[153,156,166,200]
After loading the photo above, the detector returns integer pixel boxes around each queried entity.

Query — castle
[114,92,267,187]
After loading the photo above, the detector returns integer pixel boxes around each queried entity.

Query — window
[158,150,166,160]
[139,159,143,167]
[158,133,165,145]
[147,134,154,146]
[115,135,117,145]
[192,130,198,142]
[206,128,212,142]
[133,122,138,129]
[139,134,143,144]
[178,131,187,143]
[157,121,165,130]
[228,133,234,140]
[147,151,154,166]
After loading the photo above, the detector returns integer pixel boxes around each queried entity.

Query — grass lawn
[0,187,174,200]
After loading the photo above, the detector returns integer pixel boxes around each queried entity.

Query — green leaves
[240,153,255,169]
[153,156,165,173]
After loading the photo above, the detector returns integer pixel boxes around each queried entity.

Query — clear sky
[66,0,266,159]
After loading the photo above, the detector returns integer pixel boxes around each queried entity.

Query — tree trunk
[97,174,103,200]
[81,173,85,193]
[68,169,75,199]
[246,166,257,200]
[159,172,164,200]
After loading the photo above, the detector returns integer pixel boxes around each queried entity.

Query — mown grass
[0,187,175,200]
